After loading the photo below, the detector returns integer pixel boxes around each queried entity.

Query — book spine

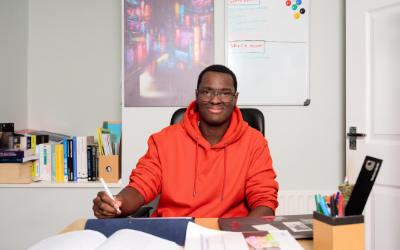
[0,150,25,158]
[77,137,82,181]
[43,147,47,179]
[0,158,23,163]
[55,145,60,182]
[92,145,97,181]
[96,145,99,182]
[44,145,52,181]
[63,139,68,182]
[68,139,73,181]
[39,145,44,177]
[31,136,37,177]
[51,145,56,181]
[35,145,40,177]
[82,137,87,181]
[27,136,31,149]
[87,146,92,181]
[59,144,64,182]
[73,137,77,181]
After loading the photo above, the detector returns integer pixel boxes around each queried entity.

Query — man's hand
[93,191,123,219]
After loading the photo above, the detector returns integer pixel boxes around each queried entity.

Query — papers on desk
[28,229,182,250]
[184,223,304,250]
[185,222,249,250]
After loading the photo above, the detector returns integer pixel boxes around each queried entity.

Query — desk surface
[59,218,313,250]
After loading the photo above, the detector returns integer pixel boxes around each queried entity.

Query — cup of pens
[313,192,364,250]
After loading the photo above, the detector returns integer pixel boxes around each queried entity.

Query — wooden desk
[59,218,313,250]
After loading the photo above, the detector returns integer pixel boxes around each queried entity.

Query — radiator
[275,190,337,215]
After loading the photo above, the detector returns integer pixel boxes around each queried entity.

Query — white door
[347,0,400,249]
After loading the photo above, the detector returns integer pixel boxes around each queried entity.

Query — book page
[95,229,182,250]
[28,230,106,250]
[185,222,249,250]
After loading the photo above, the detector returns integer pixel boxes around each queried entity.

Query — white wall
[0,1,122,249]
[28,0,122,137]
[0,0,28,129]
[122,0,346,191]
[0,0,345,249]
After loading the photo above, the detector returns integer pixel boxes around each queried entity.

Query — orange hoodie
[127,101,279,218]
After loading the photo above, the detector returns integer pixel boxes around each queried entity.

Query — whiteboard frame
[224,0,311,106]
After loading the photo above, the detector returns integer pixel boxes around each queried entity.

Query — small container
[313,211,364,250]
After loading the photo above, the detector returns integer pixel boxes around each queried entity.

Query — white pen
[100,178,121,213]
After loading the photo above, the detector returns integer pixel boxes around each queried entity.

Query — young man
[93,65,279,218]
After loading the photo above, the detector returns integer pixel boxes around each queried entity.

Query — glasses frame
[196,89,237,103]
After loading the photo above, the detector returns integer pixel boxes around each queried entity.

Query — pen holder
[313,211,364,250]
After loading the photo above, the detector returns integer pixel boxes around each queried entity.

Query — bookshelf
[0,179,122,188]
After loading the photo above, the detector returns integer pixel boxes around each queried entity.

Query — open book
[28,229,182,250]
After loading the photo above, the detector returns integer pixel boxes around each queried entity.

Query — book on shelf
[67,139,74,181]
[73,137,78,181]
[14,129,38,136]
[0,148,34,159]
[51,145,56,181]
[63,139,68,182]
[0,154,39,163]
[81,136,88,181]
[55,145,60,181]
[31,135,37,176]
[25,131,71,144]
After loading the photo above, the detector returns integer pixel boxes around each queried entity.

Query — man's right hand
[93,191,123,219]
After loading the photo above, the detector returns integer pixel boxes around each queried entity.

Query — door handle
[347,126,366,150]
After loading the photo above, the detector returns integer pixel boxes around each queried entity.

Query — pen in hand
[100,178,121,213]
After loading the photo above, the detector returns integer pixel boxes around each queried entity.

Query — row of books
[0,135,100,182]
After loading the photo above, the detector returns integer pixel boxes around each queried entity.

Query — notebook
[218,214,314,239]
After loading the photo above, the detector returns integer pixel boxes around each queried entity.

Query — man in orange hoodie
[93,65,279,218]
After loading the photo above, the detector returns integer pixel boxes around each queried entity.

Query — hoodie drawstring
[221,142,227,201]
[194,136,200,197]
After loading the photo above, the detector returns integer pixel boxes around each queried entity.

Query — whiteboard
[225,0,310,105]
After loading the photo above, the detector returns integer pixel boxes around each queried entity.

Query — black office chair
[129,107,265,217]
[171,107,265,136]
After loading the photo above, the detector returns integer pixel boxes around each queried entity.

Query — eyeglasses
[196,89,236,103]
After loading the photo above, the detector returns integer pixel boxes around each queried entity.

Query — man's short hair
[197,65,238,93]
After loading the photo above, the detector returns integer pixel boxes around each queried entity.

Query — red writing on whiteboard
[229,43,262,48]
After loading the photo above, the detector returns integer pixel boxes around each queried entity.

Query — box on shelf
[98,130,122,183]
[313,211,364,250]
[0,161,33,184]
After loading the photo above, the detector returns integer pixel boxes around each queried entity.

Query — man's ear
[234,92,239,106]
[195,89,199,103]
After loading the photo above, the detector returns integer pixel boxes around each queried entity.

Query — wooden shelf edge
[0,179,122,188]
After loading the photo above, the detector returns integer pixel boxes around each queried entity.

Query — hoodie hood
[181,101,250,200]
[181,101,249,149]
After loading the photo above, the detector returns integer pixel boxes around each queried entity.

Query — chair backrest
[170,107,265,136]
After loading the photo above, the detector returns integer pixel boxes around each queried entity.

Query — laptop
[218,214,313,239]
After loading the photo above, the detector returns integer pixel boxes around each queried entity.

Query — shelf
[0,179,122,188]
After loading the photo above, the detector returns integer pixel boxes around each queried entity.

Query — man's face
[196,71,238,125]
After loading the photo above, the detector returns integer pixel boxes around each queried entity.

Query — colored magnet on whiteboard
[294,13,300,19]
[292,4,298,10]
[300,8,306,14]
[296,0,302,5]
[286,1,291,6]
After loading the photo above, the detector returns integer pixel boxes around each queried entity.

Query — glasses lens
[218,92,234,102]
[199,90,234,102]
[199,91,213,102]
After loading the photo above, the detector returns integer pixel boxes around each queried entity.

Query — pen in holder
[313,211,364,250]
